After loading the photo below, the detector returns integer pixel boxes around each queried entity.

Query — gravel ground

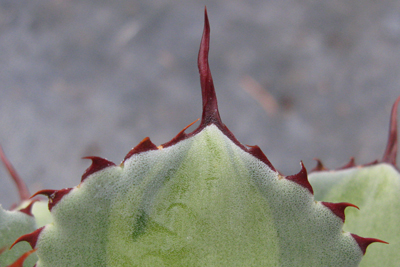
[1,0,399,208]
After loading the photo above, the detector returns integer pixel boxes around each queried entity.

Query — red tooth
[31,189,56,199]
[48,188,73,211]
[7,249,37,267]
[162,119,199,148]
[351,233,388,255]
[362,159,379,167]
[382,95,400,166]
[18,199,40,217]
[321,202,359,222]
[338,157,356,170]
[31,188,73,211]
[81,156,116,182]
[10,227,44,249]
[286,162,313,194]
[123,137,158,162]
[247,145,276,172]
[0,145,30,201]
[311,158,328,172]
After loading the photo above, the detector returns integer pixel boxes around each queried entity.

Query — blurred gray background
[1,0,399,208]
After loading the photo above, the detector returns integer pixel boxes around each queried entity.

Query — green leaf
[0,205,37,267]
[309,163,399,266]
[33,125,364,266]
[12,8,382,266]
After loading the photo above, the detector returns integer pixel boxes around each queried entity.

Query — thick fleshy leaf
[0,205,37,267]
[309,163,399,266]
[14,8,383,266]
[0,144,51,266]
[30,124,365,266]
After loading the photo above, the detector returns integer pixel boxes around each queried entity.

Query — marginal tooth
[161,119,199,148]
[18,199,40,217]
[31,188,73,211]
[30,189,56,199]
[123,137,158,162]
[247,145,276,172]
[338,157,356,170]
[7,249,37,267]
[81,156,116,182]
[10,227,44,249]
[321,202,359,222]
[286,161,313,194]
[311,158,328,172]
[351,233,388,255]
[48,188,73,211]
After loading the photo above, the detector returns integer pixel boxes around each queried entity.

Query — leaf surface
[309,163,399,266]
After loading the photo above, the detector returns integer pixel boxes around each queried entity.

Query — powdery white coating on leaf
[0,205,37,266]
[309,163,400,266]
[34,125,363,266]
[15,8,378,266]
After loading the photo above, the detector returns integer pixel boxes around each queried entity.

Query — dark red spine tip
[286,162,313,194]
[351,233,388,255]
[321,202,359,222]
[7,249,37,267]
[81,156,116,182]
[124,137,158,162]
[161,9,279,175]
[31,188,73,211]
[18,199,39,217]
[197,7,223,129]
[31,189,57,199]
[247,145,276,172]
[311,158,328,172]
[10,227,44,249]
[382,95,400,166]
[338,157,356,170]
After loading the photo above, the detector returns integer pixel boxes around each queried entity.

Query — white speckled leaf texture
[309,163,400,267]
[32,125,364,266]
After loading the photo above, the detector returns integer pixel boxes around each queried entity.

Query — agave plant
[308,97,400,267]
[1,8,396,266]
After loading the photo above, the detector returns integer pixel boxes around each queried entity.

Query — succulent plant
[309,97,400,266]
[0,146,50,267]
[1,8,395,267]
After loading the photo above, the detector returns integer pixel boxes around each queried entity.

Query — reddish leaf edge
[26,7,349,208]
[11,7,386,260]
[351,234,389,255]
[312,95,400,172]
[10,227,44,250]
[18,199,40,217]
[6,248,37,267]
[120,8,279,172]
[81,156,116,183]
[321,202,359,222]
[286,161,313,194]
[30,188,73,211]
